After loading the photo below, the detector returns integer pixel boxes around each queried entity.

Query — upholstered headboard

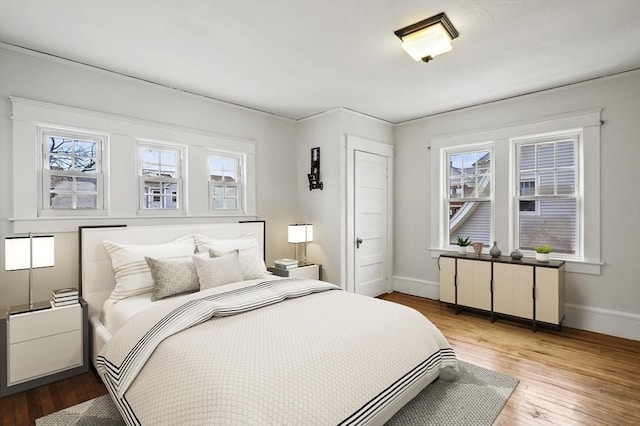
[80,222,265,319]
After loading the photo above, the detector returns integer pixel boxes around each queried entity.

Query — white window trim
[430,108,602,275]
[207,150,245,216]
[442,143,494,251]
[137,140,186,216]
[37,125,108,217]
[10,96,257,233]
[512,130,582,261]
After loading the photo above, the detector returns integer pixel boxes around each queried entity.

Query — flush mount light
[394,12,459,62]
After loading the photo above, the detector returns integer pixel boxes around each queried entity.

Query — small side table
[268,264,321,280]
[0,298,89,396]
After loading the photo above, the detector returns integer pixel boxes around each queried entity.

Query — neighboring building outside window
[40,127,106,215]
[208,152,243,214]
[138,143,184,213]
[445,146,493,247]
[514,132,580,256]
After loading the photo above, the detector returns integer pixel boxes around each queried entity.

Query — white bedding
[97,278,457,426]
[100,276,275,335]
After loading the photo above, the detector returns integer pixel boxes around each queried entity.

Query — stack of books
[274,258,298,270]
[52,288,79,307]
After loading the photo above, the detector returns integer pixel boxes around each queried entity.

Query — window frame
[137,141,186,215]
[207,150,245,216]
[38,126,108,217]
[512,130,583,260]
[430,108,601,275]
[441,142,495,251]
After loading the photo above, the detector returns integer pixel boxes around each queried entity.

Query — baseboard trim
[392,276,640,341]
[563,303,640,341]
[392,276,440,300]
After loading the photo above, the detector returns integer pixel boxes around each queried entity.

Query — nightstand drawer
[268,264,321,280]
[9,305,81,344]
[9,329,83,384]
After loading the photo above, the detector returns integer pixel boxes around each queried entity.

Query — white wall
[393,71,640,340]
[296,109,393,286]
[0,46,298,308]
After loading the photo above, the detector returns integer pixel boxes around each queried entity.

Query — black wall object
[307,147,324,190]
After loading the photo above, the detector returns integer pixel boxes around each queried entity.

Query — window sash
[40,128,105,213]
[138,143,184,213]
[514,133,581,259]
[444,146,493,248]
[208,152,243,214]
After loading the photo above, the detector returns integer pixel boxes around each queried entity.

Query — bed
[80,222,456,425]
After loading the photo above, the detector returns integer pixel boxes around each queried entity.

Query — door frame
[346,134,394,294]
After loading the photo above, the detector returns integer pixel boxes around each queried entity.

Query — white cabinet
[439,254,565,330]
[268,264,321,280]
[1,300,88,396]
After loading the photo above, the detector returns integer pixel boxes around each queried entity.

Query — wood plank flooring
[2,292,639,425]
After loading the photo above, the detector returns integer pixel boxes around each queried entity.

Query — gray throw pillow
[145,256,200,301]
[193,251,243,290]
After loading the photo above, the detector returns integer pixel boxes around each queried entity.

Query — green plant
[534,245,552,254]
[456,236,471,247]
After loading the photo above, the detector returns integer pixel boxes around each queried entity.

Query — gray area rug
[37,361,518,425]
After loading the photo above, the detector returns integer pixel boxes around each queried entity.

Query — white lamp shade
[5,235,55,270]
[288,224,313,243]
[400,22,453,61]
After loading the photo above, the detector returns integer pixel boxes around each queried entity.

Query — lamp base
[9,301,51,315]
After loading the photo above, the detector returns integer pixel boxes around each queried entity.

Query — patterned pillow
[146,256,200,301]
[192,251,243,290]
[194,235,267,280]
[104,235,196,302]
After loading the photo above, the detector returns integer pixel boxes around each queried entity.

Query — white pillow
[104,235,196,302]
[192,251,243,290]
[194,235,267,280]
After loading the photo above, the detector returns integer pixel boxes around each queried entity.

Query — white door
[354,150,389,297]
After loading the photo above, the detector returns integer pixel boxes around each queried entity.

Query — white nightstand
[0,298,89,396]
[268,264,321,280]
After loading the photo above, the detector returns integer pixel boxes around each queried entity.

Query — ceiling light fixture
[394,12,459,62]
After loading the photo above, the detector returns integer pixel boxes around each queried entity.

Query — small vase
[472,242,483,257]
[458,245,468,255]
[510,249,523,260]
[489,241,501,258]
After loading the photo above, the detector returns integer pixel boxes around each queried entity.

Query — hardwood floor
[381,293,640,426]
[2,292,639,425]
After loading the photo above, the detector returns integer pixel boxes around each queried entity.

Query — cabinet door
[473,261,492,311]
[456,259,491,310]
[493,263,513,315]
[439,257,456,303]
[512,265,534,320]
[493,263,533,319]
[456,259,475,307]
[536,265,564,324]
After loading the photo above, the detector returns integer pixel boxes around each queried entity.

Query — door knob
[356,238,363,249]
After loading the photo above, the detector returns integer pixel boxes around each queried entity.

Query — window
[40,128,105,214]
[445,147,493,247]
[208,152,243,214]
[138,143,184,212]
[431,109,600,273]
[515,132,580,256]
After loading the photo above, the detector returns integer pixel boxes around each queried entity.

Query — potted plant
[534,245,552,262]
[456,236,471,254]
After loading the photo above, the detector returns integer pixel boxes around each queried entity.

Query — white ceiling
[1,0,639,123]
